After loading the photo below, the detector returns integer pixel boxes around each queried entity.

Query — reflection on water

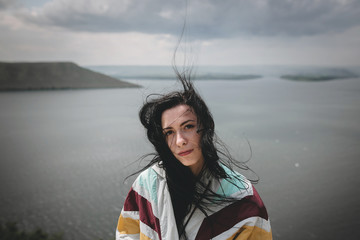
[0,77,360,239]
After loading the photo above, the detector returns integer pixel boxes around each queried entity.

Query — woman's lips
[178,149,193,156]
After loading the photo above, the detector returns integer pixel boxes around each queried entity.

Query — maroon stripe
[194,186,268,240]
[123,188,162,240]
[124,188,139,211]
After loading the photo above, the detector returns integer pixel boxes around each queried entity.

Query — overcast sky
[1,0,359,66]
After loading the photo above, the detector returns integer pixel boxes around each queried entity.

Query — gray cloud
[14,0,360,38]
[0,0,19,9]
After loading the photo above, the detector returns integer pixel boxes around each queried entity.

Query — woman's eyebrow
[180,119,195,127]
[162,119,195,131]
[163,126,173,131]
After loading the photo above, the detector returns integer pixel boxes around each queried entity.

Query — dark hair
[137,68,254,238]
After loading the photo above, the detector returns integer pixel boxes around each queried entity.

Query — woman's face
[161,104,204,175]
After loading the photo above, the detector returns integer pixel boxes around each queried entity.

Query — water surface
[1,76,359,239]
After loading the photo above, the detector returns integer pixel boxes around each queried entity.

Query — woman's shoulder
[133,163,165,190]
[130,163,166,204]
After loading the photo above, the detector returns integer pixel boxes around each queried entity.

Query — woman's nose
[175,131,187,147]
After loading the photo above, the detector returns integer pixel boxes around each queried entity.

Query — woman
[116,69,272,240]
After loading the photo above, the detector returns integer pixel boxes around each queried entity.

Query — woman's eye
[164,130,173,136]
[185,124,195,130]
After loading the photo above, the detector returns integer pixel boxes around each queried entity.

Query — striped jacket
[116,164,272,240]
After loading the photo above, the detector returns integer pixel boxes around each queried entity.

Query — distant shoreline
[110,74,263,81]
[87,65,359,82]
[280,74,357,82]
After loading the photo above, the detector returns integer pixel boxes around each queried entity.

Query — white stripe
[116,230,140,240]
[212,216,271,240]
[132,178,161,218]
[121,210,139,220]
[129,167,179,239]
[156,172,179,239]
[140,221,161,240]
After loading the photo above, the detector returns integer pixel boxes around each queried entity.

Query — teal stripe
[138,168,158,203]
[216,165,248,197]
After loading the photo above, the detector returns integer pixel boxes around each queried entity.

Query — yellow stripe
[117,214,140,234]
[140,232,153,240]
[226,225,272,240]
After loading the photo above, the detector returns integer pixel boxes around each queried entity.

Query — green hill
[0,62,140,90]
